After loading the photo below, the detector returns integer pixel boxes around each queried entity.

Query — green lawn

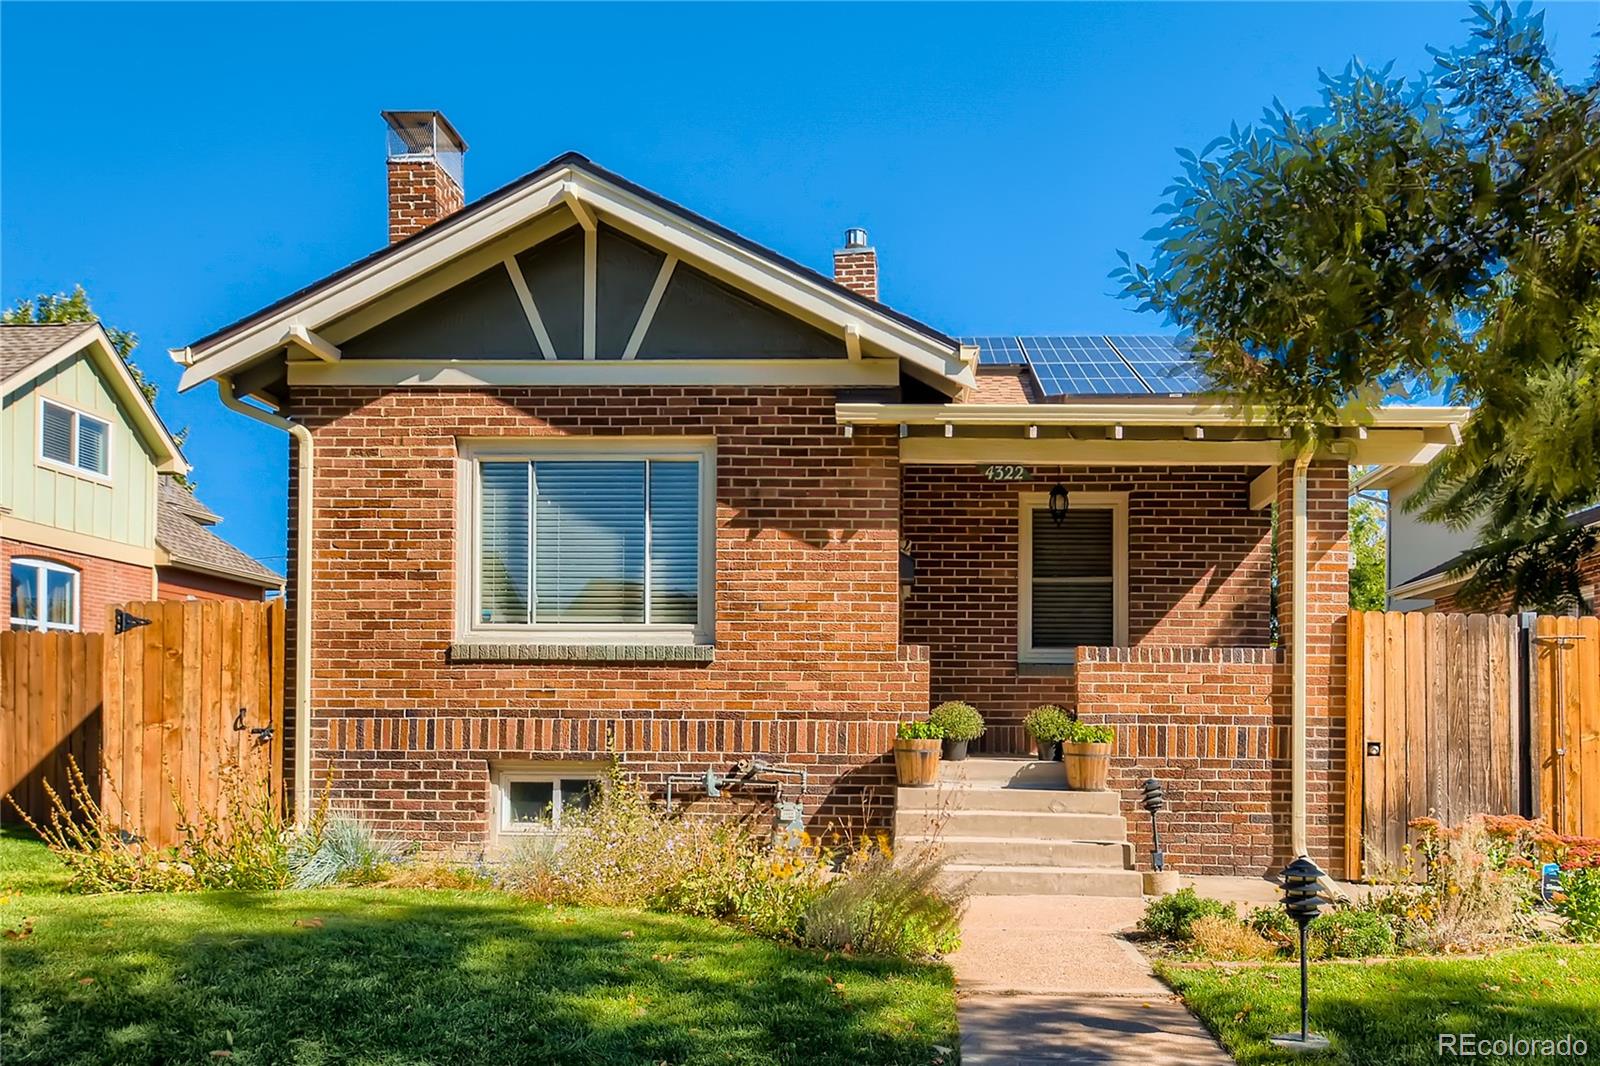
[0,829,956,1065]
[1158,948,1600,1065]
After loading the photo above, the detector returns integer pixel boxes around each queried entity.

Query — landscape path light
[1270,856,1331,1053]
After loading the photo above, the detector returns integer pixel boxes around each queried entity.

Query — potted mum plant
[893,720,945,787]
[928,701,984,761]
[1023,705,1073,762]
[1061,719,1115,791]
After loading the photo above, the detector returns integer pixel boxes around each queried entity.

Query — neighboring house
[2,322,185,631]
[172,111,1466,877]
[1365,461,1599,612]
[156,479,284,601]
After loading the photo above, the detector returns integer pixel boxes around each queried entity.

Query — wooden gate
[1530,615,1600,838]
[1346,611,1523,878]
[1,631,103,827]
[2,599,284,848]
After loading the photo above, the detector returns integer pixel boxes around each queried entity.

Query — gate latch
[249,726,274,744]
[1365,741,1382,757]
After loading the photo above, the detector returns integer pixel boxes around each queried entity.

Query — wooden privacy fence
[1,631,103,830]
[1348,610,1600,879]
[1,599,284,847]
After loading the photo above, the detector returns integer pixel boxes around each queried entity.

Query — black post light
[1140,777,1166,871]
[1271,856,1331,1053]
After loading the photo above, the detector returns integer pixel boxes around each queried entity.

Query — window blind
[77,416,109,475]
[1031,508,1115,649]
[40,402,74,466]
[478,457,700,628]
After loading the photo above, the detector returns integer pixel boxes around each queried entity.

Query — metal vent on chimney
[844,227,869,249]
[382,110,468,190]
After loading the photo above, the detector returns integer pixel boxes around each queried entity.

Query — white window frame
[9,557,82,633]
[456,437,716,645]
[36,396,113,483]
[493,767,604,834]
[1017,490,1128,664]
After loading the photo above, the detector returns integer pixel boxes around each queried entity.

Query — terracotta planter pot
[1062,740,1112,790]
[894,739,942,786]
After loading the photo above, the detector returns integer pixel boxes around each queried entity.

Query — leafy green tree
[1118,3,1598,612]
[4,285,192,487]
[1349,495,1388,611]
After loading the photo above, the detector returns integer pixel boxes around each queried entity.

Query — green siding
[1,352,156,549]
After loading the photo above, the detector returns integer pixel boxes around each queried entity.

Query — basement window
[460,440,714,645]
[495,770,602,832]
[1018,491,1128,664]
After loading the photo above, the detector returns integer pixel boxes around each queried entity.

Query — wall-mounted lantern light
[1048,484,1070,527]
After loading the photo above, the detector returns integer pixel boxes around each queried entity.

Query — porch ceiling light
[1048,484,1070,527]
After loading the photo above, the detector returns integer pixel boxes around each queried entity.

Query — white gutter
[216,378,314,822]
[1290,447,1312,859]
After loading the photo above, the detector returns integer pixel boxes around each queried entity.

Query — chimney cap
[382,110,469,156]
[842,227,870,250]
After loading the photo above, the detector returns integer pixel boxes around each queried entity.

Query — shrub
[657,830,831,941]
[1396,815,1542,949]
[1308,905,1396,958]
[801,844,964,960]
[1138,887,1236,942]
[1023,705,1075,744]
[1061,719,1114,744]
[8,756,295,893]
[896,720,945,741]
[1555,867,1600,942]
[289,817,408,888]
[1189,915,1277,960]
[928,702,985,742]
[1245,904,1296,951]
[381,862,495,891]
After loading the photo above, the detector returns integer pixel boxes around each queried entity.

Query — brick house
[172,112,1465,878]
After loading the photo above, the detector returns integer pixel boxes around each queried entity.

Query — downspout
[217,378,314,822]
[1290,445,1313,859]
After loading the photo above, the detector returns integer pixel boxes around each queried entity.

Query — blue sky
[3,2,1596,568]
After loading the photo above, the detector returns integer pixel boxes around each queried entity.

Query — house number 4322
[983,465,1030,482]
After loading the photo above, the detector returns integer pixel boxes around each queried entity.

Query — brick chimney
[832,227,878,300]
[382,110,468,244]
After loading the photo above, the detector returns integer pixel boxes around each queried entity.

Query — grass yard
[0,829,957,1065]
[1158,948,1600,1065]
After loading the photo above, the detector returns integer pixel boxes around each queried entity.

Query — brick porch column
[1275,459,1350,876]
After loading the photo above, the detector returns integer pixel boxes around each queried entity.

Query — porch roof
[835,400,1469,469]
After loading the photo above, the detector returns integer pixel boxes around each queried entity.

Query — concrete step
[896,785,1120,815]
[943,863,1145,897]
[895,808,1128,841]
[900,835,1135,869]
[939,757,1065,788]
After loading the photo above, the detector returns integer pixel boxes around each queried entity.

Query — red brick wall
[388,160,465,244]
[157,567,273,603]
[286,386,927,852]
[1077,646,1283,873]
[832,249,878,301]
[902,465,1272,752]
[1,538,153,633]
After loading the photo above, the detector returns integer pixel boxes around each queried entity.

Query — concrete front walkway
[949,895,1233,1065]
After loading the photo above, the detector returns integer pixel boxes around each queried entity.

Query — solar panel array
[966,333,1211,398]
[958,336,1026,366]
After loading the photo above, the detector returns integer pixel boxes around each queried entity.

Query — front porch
[849,397,1463,879]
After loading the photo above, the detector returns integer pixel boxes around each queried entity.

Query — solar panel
[1103,335,1210,395]
[959,336,1026,367]
[1019,335,1150,397]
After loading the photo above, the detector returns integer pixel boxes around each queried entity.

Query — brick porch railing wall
[1075,646,1283,874]
[286,386,929,853]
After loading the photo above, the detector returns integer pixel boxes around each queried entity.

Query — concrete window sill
[449,642,715,664]
[1016,661,1076,677]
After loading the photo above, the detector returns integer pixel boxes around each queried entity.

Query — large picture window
[1018,491,1128,663]
[10,559,80,633]
[465,442,712,643]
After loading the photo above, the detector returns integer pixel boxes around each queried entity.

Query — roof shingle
[156,479,282,588]
[0,322,97,381]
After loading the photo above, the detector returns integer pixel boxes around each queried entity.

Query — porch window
[1018,491,1128,663]
[462,441,713,644]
